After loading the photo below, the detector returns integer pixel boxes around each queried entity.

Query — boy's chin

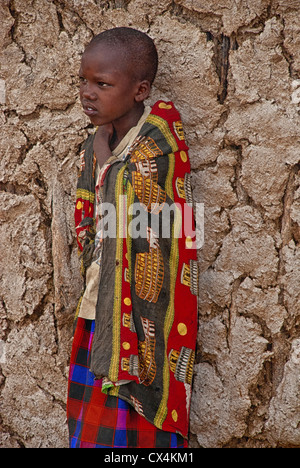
[88,115,102,126]
[89,116,114,128]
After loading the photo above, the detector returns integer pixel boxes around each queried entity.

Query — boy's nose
[81,84,97,100]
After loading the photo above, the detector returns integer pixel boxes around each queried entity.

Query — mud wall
[0,0,299,448]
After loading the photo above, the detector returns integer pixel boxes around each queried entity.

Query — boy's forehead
[85,41,124,57]
[81,42,133,75]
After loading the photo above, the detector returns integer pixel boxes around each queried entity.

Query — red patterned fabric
[67,318,187,448]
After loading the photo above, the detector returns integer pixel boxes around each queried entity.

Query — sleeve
[74,134,97,277]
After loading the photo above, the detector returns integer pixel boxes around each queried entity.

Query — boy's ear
[135,80,151,102]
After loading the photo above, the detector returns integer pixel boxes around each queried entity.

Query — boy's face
[79,43,143,127]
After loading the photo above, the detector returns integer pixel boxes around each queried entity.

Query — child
[67,27,198,449]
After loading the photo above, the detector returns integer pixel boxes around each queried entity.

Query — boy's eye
[78,77,110,88]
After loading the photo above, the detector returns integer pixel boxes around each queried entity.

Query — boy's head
[79,27,158,128]
[88,27,158,85]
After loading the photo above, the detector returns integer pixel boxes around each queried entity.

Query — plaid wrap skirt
[67,318,187,448]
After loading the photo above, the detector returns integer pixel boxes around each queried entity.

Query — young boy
[67,27,198,449]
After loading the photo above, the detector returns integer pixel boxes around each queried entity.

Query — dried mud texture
[0,0,299,448]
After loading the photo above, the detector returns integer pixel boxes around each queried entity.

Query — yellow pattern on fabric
[173,121,185,141]
[138,317,157,386]
[130,136,163,162]
[76,188,95,203]
[146,115,179,154]
[108,386,119,398]
[154,152,182,429]
[126,181,135,284]
[132,172,167,212]
[74,294,83,321]
[108,166,126,382]
[165,153,175,200]
[135,247,164,304]
[159,103,173,110]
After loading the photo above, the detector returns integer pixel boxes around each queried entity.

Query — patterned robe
[74,101,198,438]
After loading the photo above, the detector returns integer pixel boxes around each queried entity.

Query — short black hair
[87,27,158,85]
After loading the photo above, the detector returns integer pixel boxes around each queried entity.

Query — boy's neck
[110,103,145,151]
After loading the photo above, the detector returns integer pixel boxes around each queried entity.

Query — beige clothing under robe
[78,106,151,320]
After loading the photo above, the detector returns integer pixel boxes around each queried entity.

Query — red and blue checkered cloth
[67,318,187,448]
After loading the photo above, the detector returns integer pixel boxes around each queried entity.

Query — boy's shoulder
[144,100,186,149]
[150,100,181,120]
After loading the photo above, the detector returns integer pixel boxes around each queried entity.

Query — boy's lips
[82,102,99,116]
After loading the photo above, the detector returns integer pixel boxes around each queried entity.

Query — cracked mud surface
[0,0,300,448]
